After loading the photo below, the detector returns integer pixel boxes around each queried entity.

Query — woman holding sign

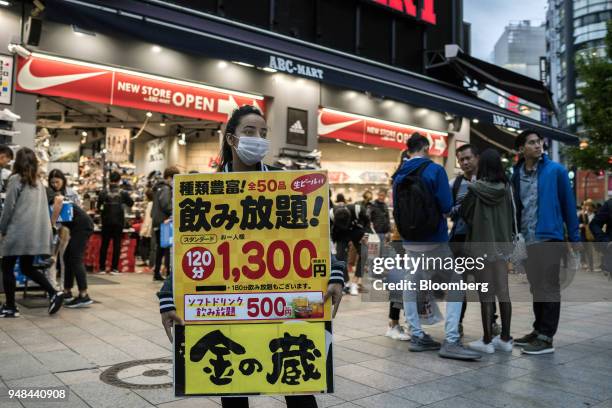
[158,105,345,408]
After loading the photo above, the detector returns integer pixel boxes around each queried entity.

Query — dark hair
[12,147,39,187]
[0,145,14,160]
[164,166,180,180]
[109,171,121,183]
[145,188,154,201]
[407,132,430,154]
[218,105,265,171]
[477,149,508,184]
[456,143,479,157]
[515,129,542,150]
[48,169,67,194]
[335,193,346,203]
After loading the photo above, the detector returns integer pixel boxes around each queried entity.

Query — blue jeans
[402,244,463,343]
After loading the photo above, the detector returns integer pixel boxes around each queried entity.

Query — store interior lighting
[262,67,277,73]
[334,138,379,151]
[0,1,11,7]
[217,61,228,69]
[472,118,479,123]
[151,45,162,53]
[72,25,96,36]
[233,61,254,68]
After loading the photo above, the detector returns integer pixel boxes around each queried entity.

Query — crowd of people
[329,130,611,359]
[0,144,179,317]
[0,106,610,408]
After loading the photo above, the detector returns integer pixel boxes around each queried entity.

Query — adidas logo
[289,120,306,134]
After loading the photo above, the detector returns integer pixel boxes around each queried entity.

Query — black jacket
[152,181,172,228]
[590,199,612,242]
[369,200,390,234]
[97,185,134,228]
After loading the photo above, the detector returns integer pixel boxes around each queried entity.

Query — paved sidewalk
[1,272,612,408]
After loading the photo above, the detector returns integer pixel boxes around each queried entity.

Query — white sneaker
[386,325,411,341]
[109,270,121,276]
[492,335,513,352]
[349,283,359,296]
[468,338,495,354]
[385,325,398,338]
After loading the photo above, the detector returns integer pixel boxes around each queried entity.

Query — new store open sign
[15,55,265,121]
[318,108,448,157]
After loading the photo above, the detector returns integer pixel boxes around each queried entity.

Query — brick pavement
[1,271,612,408]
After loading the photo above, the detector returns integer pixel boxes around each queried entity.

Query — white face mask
[234,136,270,166]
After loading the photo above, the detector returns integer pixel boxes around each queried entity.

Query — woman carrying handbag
[0,148,64,318]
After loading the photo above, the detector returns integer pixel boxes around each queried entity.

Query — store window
[566,103,576,126]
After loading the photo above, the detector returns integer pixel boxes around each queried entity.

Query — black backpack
[101,190,125,226]
[332,205,353,233]
[393,161,441,241]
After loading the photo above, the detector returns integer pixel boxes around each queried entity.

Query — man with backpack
[392,132,481,360]
[97,171,134,274]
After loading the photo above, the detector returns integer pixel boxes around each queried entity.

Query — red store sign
[371,0,437,25]
[15,54,265,122]
[318,108,448,157]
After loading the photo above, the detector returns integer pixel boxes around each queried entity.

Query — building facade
[546,0,612,133]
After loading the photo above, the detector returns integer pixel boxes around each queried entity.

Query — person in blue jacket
[392,133,481,361]
[511,130,580,355]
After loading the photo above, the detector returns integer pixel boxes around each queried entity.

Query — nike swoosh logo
[318,112,362,136]
[17,59,107,91]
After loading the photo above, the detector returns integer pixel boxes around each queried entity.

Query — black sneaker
[0,304,20,318]
[409,333,441,352]
[65,295,93,309]
[514,331,539,346]
[48,292,64,315]
[153,275,165,282]
[522,335,554,355]
[63,291,74,302]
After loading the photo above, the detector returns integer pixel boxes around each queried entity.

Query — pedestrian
[459,149,514,354]
[449,145,502,338]
[151,166,179,281]
[48,169,95,308]
[511,130,580,355]
[578,199,596,272]
[0,148,64,317]
[138,189,154,273]
[331,193,369,296]
[589,198,612,277]
[371,188,408,341]
[392,132,481,360]
[157,105,345,408]
[0,145,14,215]
[97,171,134,274]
